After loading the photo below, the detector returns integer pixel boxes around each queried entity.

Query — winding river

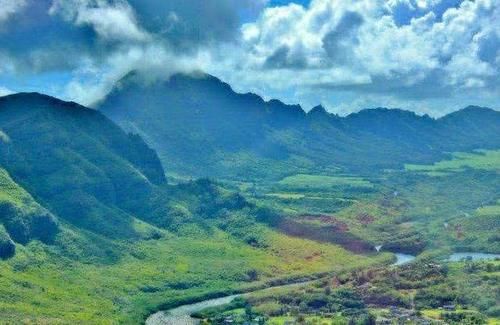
[146,251,417,325]
[146,294,241,325]
[146,251,499,324]
[146,281,315,325]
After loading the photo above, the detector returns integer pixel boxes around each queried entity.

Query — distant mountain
[99,73,500,180]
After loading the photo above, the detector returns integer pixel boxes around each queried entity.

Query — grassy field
[244,152,499,255]
[1,153,499,323]
[405,150,500,175]
[0,226,387,324]
[277,174,373,191]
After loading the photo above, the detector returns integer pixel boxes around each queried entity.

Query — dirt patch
[302,214,350,232]
[357,213,375,226]
[278,218,373,254]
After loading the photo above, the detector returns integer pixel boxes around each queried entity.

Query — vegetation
[99,73,500,180]
[203,260,500,324]
[0,93,389,323]
[406,150,500,175]
[0,91,498,324]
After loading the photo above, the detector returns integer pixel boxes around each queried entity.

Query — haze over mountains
[0,0,499,323]
[0,92,254,259]
[0,73,498,323]
[99,73,500,180]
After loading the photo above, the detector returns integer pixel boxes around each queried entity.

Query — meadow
[0,223,388,324]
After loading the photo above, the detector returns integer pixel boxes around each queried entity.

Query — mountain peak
[440,105,498,121]
[308,105,328,115]
[0,92,86,111]
[457,105,496,115]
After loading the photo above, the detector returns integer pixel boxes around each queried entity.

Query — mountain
[0,92,379,323]
[0,167,57,259]
[0,93,169,241]
[99,73,500,180]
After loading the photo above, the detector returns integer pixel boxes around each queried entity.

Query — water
[448,252,500,262]
[393,253,416,266]
[146,295,240,325]
[146,280,315,325]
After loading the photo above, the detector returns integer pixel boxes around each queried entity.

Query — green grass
[0,168,33,207]
[0,226,385,324]
[476,200,500,217]
[266,193,306,200]
[405,150,500,175]
[277,174,373,191]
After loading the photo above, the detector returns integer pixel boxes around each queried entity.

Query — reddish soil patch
[278,218,373,254]
[305,251,322,261]
[301,214,350,232]
[357,213,375,225]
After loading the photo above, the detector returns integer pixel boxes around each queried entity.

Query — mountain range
[0,74,499,323]
[99,73,500,180]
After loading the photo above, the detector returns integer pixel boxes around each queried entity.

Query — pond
[448,252,500,262]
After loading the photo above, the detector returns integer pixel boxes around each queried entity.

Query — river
[146,251,499,324]
[146,281,315,325]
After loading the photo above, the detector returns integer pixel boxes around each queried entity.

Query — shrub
[0,225,15,259]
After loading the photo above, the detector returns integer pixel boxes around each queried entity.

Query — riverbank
[146,280,319,325]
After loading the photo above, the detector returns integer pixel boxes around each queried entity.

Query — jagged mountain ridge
[98,73,500,179]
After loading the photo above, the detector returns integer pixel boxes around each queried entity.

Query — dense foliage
[0,90,498,324]
[100,73,500,180]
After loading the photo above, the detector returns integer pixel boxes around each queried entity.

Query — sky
[0,0,498,116]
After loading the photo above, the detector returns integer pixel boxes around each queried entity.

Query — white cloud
[50,0,150,42]
[0,0,26,23]
[64,44,209,106]
[200,0,499,115]
[0,86,13,97]
[0,0,497,116]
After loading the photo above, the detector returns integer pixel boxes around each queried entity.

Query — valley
[0,90,498,324]
[1,1,499,324]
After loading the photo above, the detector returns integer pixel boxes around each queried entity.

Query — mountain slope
[99,73,500,180]
[0,93,388,323]
[0,167,58,258]
[0,92,166,239]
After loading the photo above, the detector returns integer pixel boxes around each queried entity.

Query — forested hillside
[0,93,386,323]
[99,73,500,179]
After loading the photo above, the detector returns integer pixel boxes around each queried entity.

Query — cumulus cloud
[202,0,498,115]
[49,0,150,42]
[64,44,210,106]
[0,0,498,115]
[0,0,269,105]
[0,0,26,23]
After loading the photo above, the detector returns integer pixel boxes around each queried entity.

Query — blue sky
[270,0,310,6]
[0,0,498,116]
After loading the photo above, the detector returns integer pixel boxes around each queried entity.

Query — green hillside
[0,93,388,323]
[0,91,498,324]
[0,168,58,259]
[98,73,500,180]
